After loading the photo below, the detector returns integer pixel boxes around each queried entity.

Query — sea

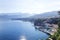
[0,20,49,40]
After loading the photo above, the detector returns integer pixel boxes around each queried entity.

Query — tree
[58,11,60,18]
[58,22,60,28]
[57,36,60,40]
[34,19,44,26]
[58,11,60,15]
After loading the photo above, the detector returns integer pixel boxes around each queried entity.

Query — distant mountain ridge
[0,13,33,20]
[29,11,59,19]
[0,11,59,20]
[0,13,32,18]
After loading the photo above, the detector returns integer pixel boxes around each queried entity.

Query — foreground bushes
[47,18,60,40]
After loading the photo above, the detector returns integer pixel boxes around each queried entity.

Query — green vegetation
[47,18,60,40]
[34,18,60,40]
[34,19,45,26]
[49,28,60,40]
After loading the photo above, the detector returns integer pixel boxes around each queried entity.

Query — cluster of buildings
[34,18,59,35]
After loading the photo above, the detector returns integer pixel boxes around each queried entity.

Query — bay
[0,20,49,40]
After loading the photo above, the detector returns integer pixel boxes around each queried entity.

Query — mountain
[0,13,32,20]
[15,11,59,22]
[9,11,59,22]
[0,11,59,21]
[29,11,59,19]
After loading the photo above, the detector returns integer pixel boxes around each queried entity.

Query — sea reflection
[19,35,26,40]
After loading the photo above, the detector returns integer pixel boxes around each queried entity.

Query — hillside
[29,11,59,19]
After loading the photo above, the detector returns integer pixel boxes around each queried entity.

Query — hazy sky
[0,0,60,14]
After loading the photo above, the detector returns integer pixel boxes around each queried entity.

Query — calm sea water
[0,20,49,40]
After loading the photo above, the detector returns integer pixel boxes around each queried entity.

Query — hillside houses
[34,18,59,35]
